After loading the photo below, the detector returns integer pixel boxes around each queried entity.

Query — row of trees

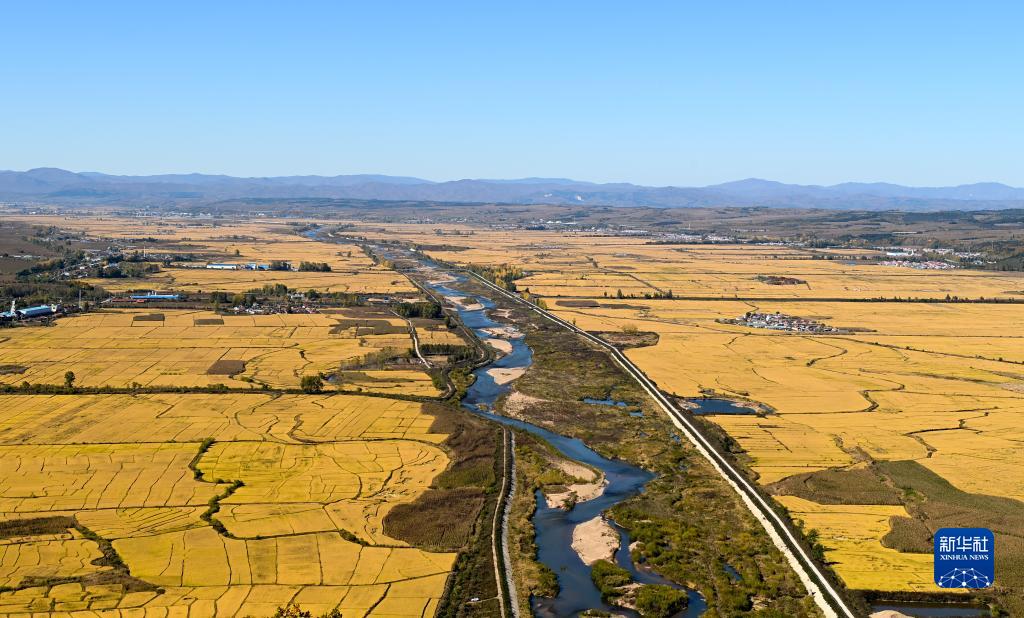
[465,263,525,291]
[393,301,442,319]
[298,261,332,272]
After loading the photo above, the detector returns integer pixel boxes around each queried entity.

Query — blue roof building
[17,305,57,318]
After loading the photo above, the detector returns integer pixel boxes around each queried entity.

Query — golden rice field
[0,392,454,617]
[11,214,415,295]
[554,300,1024,592]
[93,269,413,295]
[355,223,1024,596]
[350,225,1024,300]
[0,217,465,616]
[775,496,935,592]
[0,308,440,397]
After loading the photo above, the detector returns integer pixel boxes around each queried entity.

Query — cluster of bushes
[1,281,106,305]
[339,347,409,371]
[591,560,631,599]
[590,560,688,617]
[319,291,362,305]
[0,381,248,395]
[419,343,475,363]
[17,248,167,281]
[635,585,689,618]
[17,250,91,278]
[298,261,332,272]
[210,291,257,307]
[95,261,161,278]
[609,288,674,299]
[393,301,442,319]
[202,479,245,536]
[270,603,341,618]
[300,374,324,393]
[249,283,290,297]
[465,263,525,291]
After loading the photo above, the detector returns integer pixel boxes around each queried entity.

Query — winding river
[422,273,706,618]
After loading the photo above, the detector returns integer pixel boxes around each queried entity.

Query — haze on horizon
[2,2,1021,187]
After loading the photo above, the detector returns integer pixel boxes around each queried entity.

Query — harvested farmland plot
[0,392,456,616]
[0,309,440,396]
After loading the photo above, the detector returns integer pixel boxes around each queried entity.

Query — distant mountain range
[3,167,1024,211]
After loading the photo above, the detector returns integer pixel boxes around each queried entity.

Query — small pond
[687,398,758,415]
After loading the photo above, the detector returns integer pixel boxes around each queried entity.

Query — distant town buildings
[879,260,957,270]
[205,263,270,270]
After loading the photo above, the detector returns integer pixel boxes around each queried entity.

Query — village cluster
[718,310,844,334]
[879,259,958,270]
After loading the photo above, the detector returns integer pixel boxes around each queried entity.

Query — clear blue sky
[2,2,1021,186]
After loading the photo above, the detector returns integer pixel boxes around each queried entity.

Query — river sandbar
[448,296,485,311]
[487,338,513,355]
[572,517,620,565]
[487,366,527,385]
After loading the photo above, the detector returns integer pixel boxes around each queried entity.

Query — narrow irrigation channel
[421,271,706,618]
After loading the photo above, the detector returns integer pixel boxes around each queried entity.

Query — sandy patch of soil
[545,459,606,508]
[486,366,527,385]
[552,458,598,482]
[545,481,606,508]
[486,338,513,355]
[503,391,546,418]
[481,325,522,339]
[425,273,457,285]
[571,516,620,565]
[448,296,485,311]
